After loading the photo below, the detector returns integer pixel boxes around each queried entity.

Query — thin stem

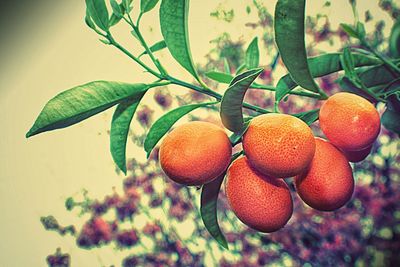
[361,40,400,76]
[251,84,325,99]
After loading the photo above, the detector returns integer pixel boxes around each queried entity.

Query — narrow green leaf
[220,68,263,132]
[389,19,400,58]
[340,23,359,38]
[109,14,123,27]
[85,0,110,31]
[85,10,97,30]
[229,121,250,146]
[274,0,320,93]
[223,58,231,74]
[110,94,145,174]
[275,52,382,103]
[141,0,160,13]
[356,22,366,39]
[26,81,148,138]
[200,173,228,249]
[382,93,400,135]
[139,40,167,57]
[144,102,217,157]
[110,0,123,17]
[122,0,133,12]
[235,63,246,75]
[205,71,233,84]
[245,37,259,69]
[292,109,320,125]
[160,0,200,82]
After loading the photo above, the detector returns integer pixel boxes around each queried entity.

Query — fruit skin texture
[341,145,372,163]
[242,113,316,178]
[225,157,293,233]
[159,121,232,186]
[295,138,354,211]
[319,92,380,151]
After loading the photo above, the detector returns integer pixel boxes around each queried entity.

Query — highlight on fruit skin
[242,113,316,178]
[225,156,293,233]
[295,138,355,212]
[319,92,381,151]
[159,121,232,186]
[341,145,373,163]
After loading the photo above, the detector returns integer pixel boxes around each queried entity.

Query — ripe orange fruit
[341,145,372,163]
[295,138,354,211]
[242,113,316,178]
[225,157,293,233]
[319,92,380,151]
[159,121,232,186]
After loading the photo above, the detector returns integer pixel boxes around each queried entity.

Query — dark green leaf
[245,37,259,69]
[205,71,233,84]
[382,109,400,135]
[141,0,160,13]
[340,23,359,38]
[229,121,250,145]
[85,0,110,31]
[139,40,167,57]
[110,0,123,17]
[200,174,228,249]
[110,95,145,174]
[220,68,263,132]
[292,109,320,125]
[26,81,148,138]
[144,102,217,157]
[85,10,97,30]
[389,19,400,58]
[274,0,320,93]
[356,22,366,39]
[160,0,200,82]
[275,52,381,103]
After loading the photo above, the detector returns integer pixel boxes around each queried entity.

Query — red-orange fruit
[319,92,380,151]
[242,113,316,178]
[341,145,372,163]
[225,157,293,233]
[295,138,354,211]
[159,121,232,186]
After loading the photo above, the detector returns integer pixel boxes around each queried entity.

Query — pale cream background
[0,1,391,266]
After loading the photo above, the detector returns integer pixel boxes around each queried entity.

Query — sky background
[0,1,393,266]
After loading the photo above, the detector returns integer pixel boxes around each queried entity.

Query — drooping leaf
[26,81,148,138]
[205,71,233,84]
[275,52,381,103]
[220,68,263,132]
[85,0,110,31]
[292,109,320,125]
[139,40,167,57]
[110,94,145,174]
[245,37,259,69]
[274,0,320,93]
[144,102,217,157]
[389,19,400,58]
[160,0,200,82]
[141,0,160,13]
[201,173,228,249]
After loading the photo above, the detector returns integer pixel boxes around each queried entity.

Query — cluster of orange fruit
[158,92,381,233]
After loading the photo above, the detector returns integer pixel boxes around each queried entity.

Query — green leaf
[340,23,359,38]
[200,173,228,249]
[292,109,320,125]
[143,102,217,157]
[160,0,200,82]
[141,0,160,13]
[205,71,233,84]
[220,68,263,132]
[275,52,382,103]
[223,58,231,74]
[122,0,133,12]
[274,0,320,93]
[382,108,400,135]
[109,14,123,27]
[356,22,366,39]
[389,19,400,58]
[229,121,250,145]
[245,37,259,69]
[85,10,97,30]
[26,81,148,138]
[139,40,167,57]
[110,0,123,17]
[235,63,246,75]
[85,0,110,31]
[110,95,145,174]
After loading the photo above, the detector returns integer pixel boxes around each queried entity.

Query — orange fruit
[225,157,293,233]
[159,121,232,186]
[242,113,316,178]
[295,138,354,211]
[319,92,380,151]
[341,145,372,163]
